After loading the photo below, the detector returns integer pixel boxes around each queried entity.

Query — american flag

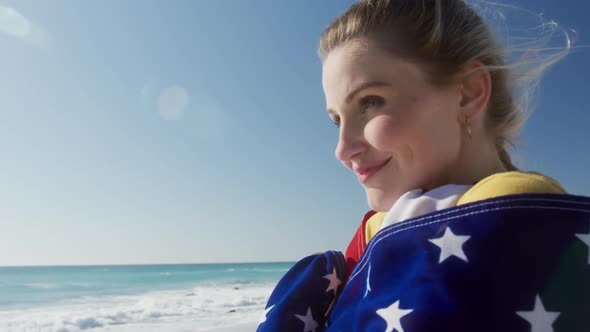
[257,194,590,331]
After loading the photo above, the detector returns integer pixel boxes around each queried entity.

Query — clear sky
[1,0,588,266]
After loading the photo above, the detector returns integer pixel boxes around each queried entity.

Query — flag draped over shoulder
[257,194,590,332]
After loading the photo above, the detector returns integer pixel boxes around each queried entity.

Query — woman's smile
[354,157,392,185]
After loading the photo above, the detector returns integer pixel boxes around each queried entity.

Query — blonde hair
[319,0,572,171]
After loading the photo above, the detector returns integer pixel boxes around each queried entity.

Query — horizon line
[0,260,297,268]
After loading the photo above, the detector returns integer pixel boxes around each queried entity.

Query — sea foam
[0,281,274,332]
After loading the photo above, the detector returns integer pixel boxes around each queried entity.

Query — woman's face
[322,40,465,212]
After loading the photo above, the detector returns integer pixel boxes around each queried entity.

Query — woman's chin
[366,189,401,212]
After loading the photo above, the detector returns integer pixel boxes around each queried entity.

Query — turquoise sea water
[0,263,292,331]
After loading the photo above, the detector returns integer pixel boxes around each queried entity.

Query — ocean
[0,263,292,332]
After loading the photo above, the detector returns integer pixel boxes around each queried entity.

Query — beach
[0,263,288,332]
[97,321,259,332]
[204,323,258,332]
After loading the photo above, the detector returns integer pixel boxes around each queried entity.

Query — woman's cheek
[365,114,399,151]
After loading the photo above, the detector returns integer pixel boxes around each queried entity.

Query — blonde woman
[258,1,589,331]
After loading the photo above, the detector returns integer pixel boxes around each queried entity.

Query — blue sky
[0,0,588,266]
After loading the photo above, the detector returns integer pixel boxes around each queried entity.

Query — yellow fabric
[364,212,386,245]
[364,171,566,244]
[456,171,566,205]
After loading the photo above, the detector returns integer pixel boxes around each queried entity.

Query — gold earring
[463,115,472,140]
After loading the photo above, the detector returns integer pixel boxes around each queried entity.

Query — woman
[258,1,589,331]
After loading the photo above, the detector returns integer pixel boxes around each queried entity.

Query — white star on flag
[428,226,471,263]
[323,267,342,295]
[516,295,560,332]
[376,300,413,332]
[258,304,274,326]
[294,307,319,332]
[575,230,590,264]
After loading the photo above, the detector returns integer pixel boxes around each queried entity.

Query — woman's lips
[355,158,391,184]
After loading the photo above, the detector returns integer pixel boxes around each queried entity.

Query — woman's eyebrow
[344,81,391,103]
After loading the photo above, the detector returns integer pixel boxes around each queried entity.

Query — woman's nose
[335,122,365,163]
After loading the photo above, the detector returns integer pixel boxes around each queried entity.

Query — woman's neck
[451,133,508,186]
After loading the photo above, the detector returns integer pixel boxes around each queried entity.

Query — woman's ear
[458,61,492,121]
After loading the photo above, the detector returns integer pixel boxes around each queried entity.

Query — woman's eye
[331,116,341,128]
[360,96,384,113]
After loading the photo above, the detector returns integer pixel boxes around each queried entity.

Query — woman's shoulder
[457,171,566,205]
